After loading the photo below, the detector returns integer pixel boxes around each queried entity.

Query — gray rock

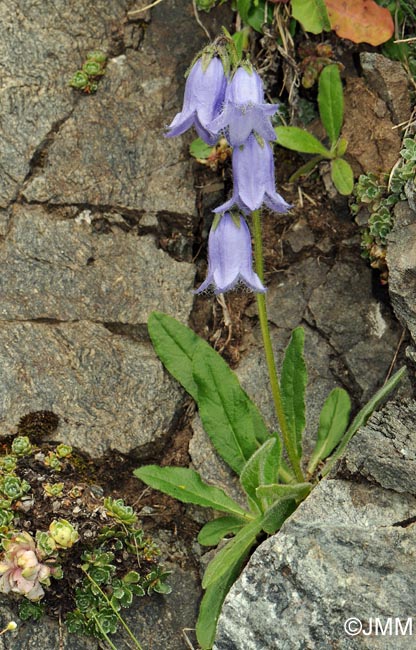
[360,53,412,125]
[387,201,416,345]
[0,0,131,209]
[215,400,416,649]
[339,399,416,496]
[307,258,402,398]
[0,205,194,324]
[0,321,183,457]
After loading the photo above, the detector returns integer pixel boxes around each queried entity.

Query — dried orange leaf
[325,0,394,46]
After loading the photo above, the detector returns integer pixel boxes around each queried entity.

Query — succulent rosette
[0,533,52,601]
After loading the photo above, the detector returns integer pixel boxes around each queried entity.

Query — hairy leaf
[240,438,281,511]
[193,342,265,474]
[307,387,351,475]
[202,518,263,589]
[331,158,354,195]
[318,64,343,145]
[256,482,312,503]
[198,516,246,546]
[260,498,297,535]
[196,553,246,650]
[281,327,307,459]
[149,312,270,448]
[134,466,250,517]
[275,126,331,156]
[325,0,394,46]
[291,0,331,34]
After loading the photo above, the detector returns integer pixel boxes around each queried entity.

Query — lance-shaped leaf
[260,497,298,536]
[318,64,343,145]
[148,311,200,400]
[148,312,269,446]
[256,482,312,504]
[307,387,351,476]
[280,327,307,459]
[134,466,250,518]
[257,483,312,534]
[198,516,246,547]
[196,551,247,650]
[331,158,354,196]
[275,126,331,156]
[202,517,263,589]
[192,342,264,474]
[321,366,405,476]
[240,438,281,511]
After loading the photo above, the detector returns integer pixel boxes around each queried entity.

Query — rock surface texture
[214,399,416,650]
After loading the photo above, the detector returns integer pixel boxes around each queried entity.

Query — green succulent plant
[0,476,30,501]
[11,436,32,457]
[49,519,79,549]
[104,497,137,526]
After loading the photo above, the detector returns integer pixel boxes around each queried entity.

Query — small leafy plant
[135,312,404,650]
[352,136,416,282]
[69,50,108,94]
[275,64,354,195]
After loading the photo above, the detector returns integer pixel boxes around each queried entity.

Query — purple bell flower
[165,57,227,145]
[195,212,265,294]
[214,134,291,214]
[208,66,278,146]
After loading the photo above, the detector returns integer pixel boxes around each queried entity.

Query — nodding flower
[165,57,227,145]
[208,65,279,147]
[195,212,265,294]
[214,134,291,214]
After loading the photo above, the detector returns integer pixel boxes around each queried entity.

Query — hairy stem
[251,210,304,482]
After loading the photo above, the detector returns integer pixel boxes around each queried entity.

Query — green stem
[252,210,304,482]
[91,613,118,650]
[83,569,144,650]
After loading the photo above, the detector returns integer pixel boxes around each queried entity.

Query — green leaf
[280,327,307,459]
[148,311,200,400]
[232,27,250,58]
[331,158,354,195]
[321,366,406,476]
[198,516,246,546]
[196,554,246,650]
[148,312,270,447]
[193,342,264,474]
[275,126,331,156]
[240,438,281,510]
[189,138,214,160]
[237,0,273,32]
[202,518,263,589]
[259,498,297,535]
[291,0,331,34]
[318,64,344,145]
[256,482,312,503]
[134,466,250,517]
[289,155,325,182]
[307,388,351,476]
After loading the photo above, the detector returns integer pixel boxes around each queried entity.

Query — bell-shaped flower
[195,212,265,294]
[214,134,291,214]
[208,66,278,146]
[165,57,227,145]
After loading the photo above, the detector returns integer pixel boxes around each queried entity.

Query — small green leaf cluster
[66,508,170,641]
[353,137,416,281]
[18,600,44,621]
[136,312,404,649]
[11,436,32,457]
[69,50,107,94]
[275,64,354,195]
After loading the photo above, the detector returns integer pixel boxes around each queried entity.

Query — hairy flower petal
[165,57,227,144]
[214,135,291,214]
[195,213,265,294]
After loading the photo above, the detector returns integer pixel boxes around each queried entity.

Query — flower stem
[251,210,304,482]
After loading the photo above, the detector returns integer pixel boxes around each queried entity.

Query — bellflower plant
[208,65,278,146]
[214,134,291,214]
[195,212,265,294]
[136,30,405,650]
[165,56,226,145]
